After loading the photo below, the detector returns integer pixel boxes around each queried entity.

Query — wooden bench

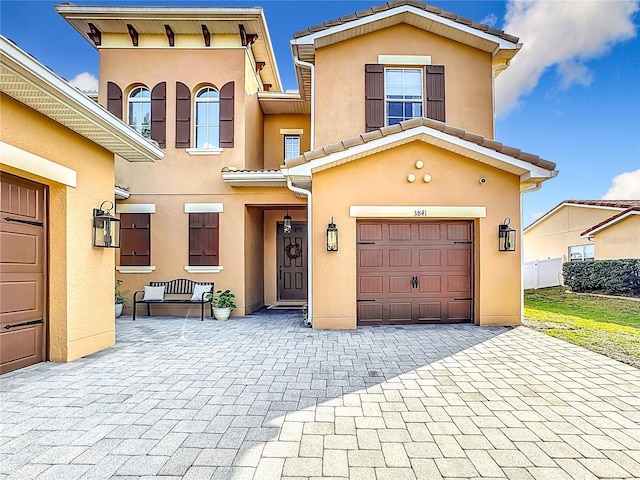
[132,279,214,321]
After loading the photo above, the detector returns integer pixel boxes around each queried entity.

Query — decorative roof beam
[256,61,265,72]
[263,83,272,91]
[164,24,174,47]
[239,24,258,46]
[126,24,138,46]
[201,24,210,47]
[87,22,101,46]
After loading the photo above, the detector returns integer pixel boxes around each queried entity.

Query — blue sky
[1,0,639,224]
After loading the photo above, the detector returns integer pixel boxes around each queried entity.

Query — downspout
[293,57,315,150]
[287,177,313,326]
[491,62,510,139]
[520,182,542,322]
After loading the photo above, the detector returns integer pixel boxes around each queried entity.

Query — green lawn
[524,287,640,368]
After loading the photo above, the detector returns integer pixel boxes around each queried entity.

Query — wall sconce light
[498,217,516,252]
[93,200,121,248]
[283,208,292,234]
[327,217,338,251]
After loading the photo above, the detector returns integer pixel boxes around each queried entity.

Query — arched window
[195,87,220,149]
[128,87,151,137]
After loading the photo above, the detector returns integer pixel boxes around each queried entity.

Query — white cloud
[602,170,640,199]
[481,13,498,28]
[69,72,98,92]
[495,0,638,116]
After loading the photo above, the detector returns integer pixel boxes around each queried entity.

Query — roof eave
[0,36,163,163]
[221,170,287,187]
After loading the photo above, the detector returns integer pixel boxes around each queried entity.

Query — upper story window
[569,244,595,262]
[195,87,220,149]
[284,135,301,160]
[128,86,151,138]
[385,68,423,126]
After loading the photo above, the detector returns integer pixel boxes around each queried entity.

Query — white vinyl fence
[524,257,563,289]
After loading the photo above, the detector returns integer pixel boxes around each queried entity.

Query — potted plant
[115,279,129,318]
[207,289,236,321]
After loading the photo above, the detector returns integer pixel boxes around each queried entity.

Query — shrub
[563,259,640,296]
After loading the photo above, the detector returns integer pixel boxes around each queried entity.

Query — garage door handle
[3,216,44,227]
[411,276,419,288]
[4,319,44,330]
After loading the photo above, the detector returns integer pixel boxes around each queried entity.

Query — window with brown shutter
[189,213,219,266]
[365,64,384,132]
[426,65,446,122]
[219,81,234,148]
[120,213,150,266]
[107,81,123,120]
[151,82,166,148]
[175,81,191,148]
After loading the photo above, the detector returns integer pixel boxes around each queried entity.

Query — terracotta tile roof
[293,0,519,44]
[581,207,640,237]
[285,117,556,171]
[563,200,640,208]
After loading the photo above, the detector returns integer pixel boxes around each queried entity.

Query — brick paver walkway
[1,311,638,479]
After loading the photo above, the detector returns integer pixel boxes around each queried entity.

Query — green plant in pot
[115,279,130,318]
[207,289,236,321]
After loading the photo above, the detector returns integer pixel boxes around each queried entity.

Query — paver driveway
[1,310,639,480]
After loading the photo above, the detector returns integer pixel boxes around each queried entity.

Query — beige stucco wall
[314,23,494,148]
[593,216,640,259]
[1,93,116,362]
[524,205,622,261]
[311,141,521,328]
[263,115,311,170]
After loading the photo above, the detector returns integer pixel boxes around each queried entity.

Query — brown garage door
[0,173,47,374]
[357,220,473,325]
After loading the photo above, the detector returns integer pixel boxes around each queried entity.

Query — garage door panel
[358,223,382,241]
[359,249,383,267]
[358,302,383,323]
[359,276,383,294]
[389,302,412,321]
[389,223,412,241]
[389,276,412,294]
[447,223,471,241]
[418,224,442,241]
[447,249,470,267]
[418,301,442,321]
[447,275,471,293]
[389,249,412,267]
[419,249,441,266]
[0,324,44,374]
[447,300,472,322]
[418,275,441,293]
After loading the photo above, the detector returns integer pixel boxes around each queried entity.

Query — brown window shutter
[120,213,150,266]
[175,82,191,148]
[107,81,123,120]
[150,82,166,148]
[365,64,384,132]
[426,65,446,122]
[219,81,234,148]
[189,213,219,266]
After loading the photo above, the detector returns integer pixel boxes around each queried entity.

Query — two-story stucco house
[57,0,557,329]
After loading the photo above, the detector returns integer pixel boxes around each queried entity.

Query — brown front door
[277,222,307,301]
[0,173,47,373]
[357,220,473,325]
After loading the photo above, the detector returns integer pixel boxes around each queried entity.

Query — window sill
[116,266,156,274]
[184,266,224,273]
[186,148,223,156]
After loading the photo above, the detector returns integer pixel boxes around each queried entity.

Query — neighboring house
[0,37,163,372]
[57,0,557,328]
[524,200,640,262]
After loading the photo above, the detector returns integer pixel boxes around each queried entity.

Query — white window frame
[384,67,424,127]
[284,135,301,160]
[569,244,595,262]
[194,86,220,150]
[127,86,151,138]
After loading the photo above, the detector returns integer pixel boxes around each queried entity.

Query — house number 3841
[413,209,428,217]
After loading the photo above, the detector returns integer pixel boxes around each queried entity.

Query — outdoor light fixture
[283,208,292,234]
[326,217,338,251]
[93,200,121,248]
[498,217,516,252]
